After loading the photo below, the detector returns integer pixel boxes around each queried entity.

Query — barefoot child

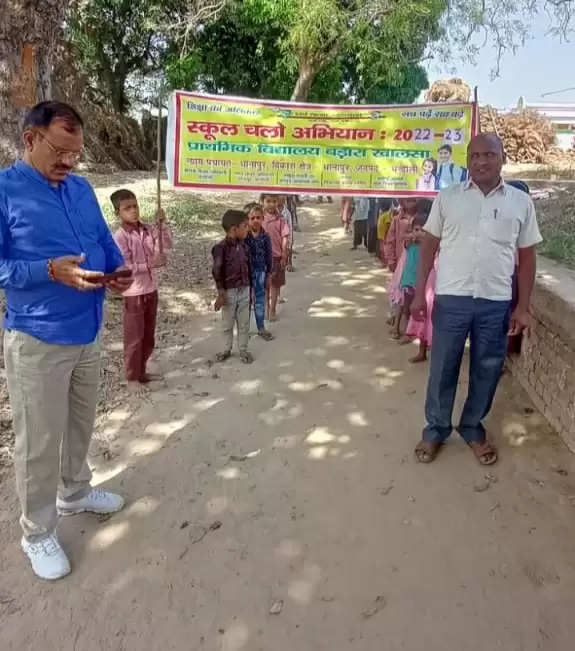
[384,198,417,272]
[244,202,274,341]
[261,194,290,321]
[392,213,426,342]
[277,194,295,272]
[385,199,416,328]
[376,198,394,266]
[405,199,435,362]
[112,189,172,387]
[212,210,253,364]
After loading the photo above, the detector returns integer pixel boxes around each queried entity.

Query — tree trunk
[0,0,70,166]
[290,60,318,102]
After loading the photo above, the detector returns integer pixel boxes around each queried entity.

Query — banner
[167,91,478,197]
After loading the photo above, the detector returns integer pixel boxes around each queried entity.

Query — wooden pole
[474,86,481,134]
[156,86,164,255]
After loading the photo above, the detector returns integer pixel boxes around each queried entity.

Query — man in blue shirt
[0,101,131,580]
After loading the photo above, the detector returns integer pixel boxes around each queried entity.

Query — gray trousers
[222,286,250,354]
[4,330,100,541]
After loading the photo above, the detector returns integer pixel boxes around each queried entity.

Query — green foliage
[68,0,167,112]
[164,0,437,103]
[66,0,575,113]
[165,0,288,98]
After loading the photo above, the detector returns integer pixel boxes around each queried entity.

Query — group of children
[108,187,296,389]
[107,183,434,388]
[343,195,436,364]
[211,193,295,364]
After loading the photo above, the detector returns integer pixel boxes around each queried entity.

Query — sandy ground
[1,200,575,651]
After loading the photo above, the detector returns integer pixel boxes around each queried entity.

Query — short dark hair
[222,209,248,232]
[23,101,84,133]
[416,198,433,219]
[378,198,393,212]
[413,213,428,228]
[244,202,263,214]
[438,144,452,154]
[110,189,137,211]
[259,193,278,202]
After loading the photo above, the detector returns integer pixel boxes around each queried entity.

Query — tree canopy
[64,0,575,111]
[164,0,439,104]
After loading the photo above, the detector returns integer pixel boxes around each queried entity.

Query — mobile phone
[86,269,132,283]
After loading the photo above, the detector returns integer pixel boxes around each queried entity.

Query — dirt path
[2,201,575,650]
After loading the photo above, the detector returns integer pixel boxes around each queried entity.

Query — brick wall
[507,257,575,451]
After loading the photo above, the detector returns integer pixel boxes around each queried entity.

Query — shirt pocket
[485,215,517,245]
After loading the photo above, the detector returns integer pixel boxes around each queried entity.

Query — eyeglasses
[38,133,84,163]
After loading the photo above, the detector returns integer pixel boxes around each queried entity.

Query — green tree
[165,0,436,103]
[68,0,167,112]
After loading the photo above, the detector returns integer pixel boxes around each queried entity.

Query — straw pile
[425,78,471,103]
[479,106,557,163]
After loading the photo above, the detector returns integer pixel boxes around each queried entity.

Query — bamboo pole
[156,87,164,257]
[474,86,481,135]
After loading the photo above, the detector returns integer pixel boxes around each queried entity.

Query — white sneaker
[21,534,71,580]
[57,488,125,516]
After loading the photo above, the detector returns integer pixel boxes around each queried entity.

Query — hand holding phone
[86,268,133,284]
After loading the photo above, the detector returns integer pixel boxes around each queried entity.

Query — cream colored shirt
[425,179,542,301]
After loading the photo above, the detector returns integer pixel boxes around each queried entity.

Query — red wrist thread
[48,259,56,282]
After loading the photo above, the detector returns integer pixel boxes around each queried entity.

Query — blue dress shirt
[0,161,124,345]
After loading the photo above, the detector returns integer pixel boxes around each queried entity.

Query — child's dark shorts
[271,257,286,288]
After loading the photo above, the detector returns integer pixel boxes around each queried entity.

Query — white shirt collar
[464,177,507,196]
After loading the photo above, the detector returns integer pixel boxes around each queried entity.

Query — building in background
[519,99,575,150]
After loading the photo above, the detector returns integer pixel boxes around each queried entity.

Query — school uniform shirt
[352,197,370,221]
[114,222,173,297]
[417,174,436,191]
[384,213,412,269]
[245,231,273,274]
[263,213,290,259]
[436,162,467,189]
[212,237,251,290]
[425,179,542,301]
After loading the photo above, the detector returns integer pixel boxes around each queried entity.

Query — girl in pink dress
[405,258,437,362]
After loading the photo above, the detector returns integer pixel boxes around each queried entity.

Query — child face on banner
[262,195,278,214]
[438,147,452,164]
[423,160,434,175]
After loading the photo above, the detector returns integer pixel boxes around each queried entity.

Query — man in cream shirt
[411,133,542,465]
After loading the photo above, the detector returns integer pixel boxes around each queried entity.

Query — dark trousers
[123,291,158,381]
[423,295,511,444]
[367,223,378,253]
[353,220,368,248]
